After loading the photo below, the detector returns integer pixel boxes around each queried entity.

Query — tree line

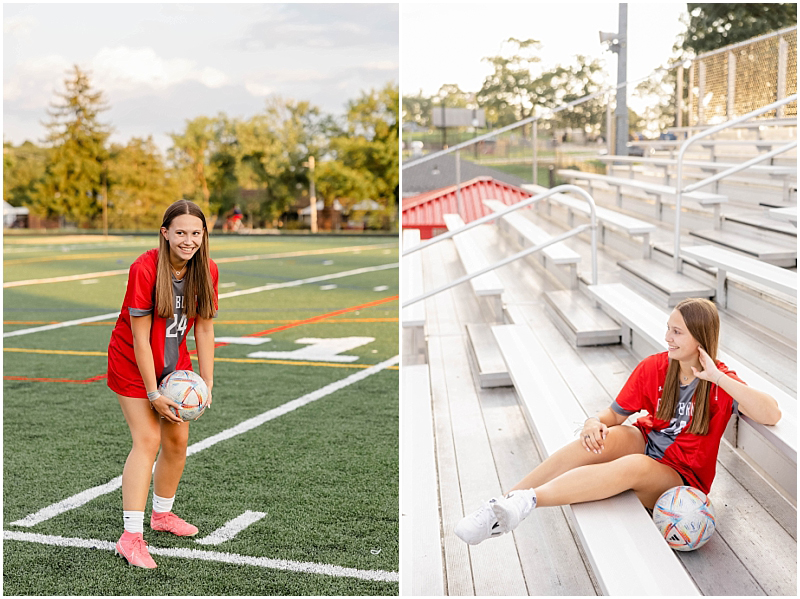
[4,66,399,231]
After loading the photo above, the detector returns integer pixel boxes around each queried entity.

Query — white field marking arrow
[247,337,375,363]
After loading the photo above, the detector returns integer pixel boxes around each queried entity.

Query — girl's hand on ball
[152,395,184,424]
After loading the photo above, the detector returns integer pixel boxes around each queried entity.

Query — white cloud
[363,61,399,71]
[244,82,274,97]
[3,15,37,37]
[90,47,229,91]
[3,54,71,108]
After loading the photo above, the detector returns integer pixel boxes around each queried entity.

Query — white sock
[123,510,144,534]
[152,493,175,514]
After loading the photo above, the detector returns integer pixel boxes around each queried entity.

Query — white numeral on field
[195,510,267,546]
[247,336,375,363]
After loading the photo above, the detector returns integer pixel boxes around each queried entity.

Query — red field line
[7,295,399,384]
[191,294,399,354]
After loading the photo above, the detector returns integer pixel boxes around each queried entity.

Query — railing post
[532,119,538,185]
[777,36,787,118]
[688,61,695,134]
[727,51,736,119]
[606,96,613,156]
[456,149,463,217]
[676,65,684,129]
[698,61,706,125]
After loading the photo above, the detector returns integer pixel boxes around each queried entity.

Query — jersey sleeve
[127,258,156,316]
[613,356,650,414]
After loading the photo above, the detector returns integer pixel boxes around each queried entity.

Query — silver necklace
[172,263,186,277]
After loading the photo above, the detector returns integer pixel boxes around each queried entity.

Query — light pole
[600,3,628,158]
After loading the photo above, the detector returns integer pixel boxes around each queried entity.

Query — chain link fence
[686,26,797,125]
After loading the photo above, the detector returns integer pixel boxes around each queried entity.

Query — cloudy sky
[402,3,687,104]
[4,3,399,153]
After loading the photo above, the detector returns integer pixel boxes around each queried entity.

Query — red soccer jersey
[613,352,745,494]
[107,249,219,398]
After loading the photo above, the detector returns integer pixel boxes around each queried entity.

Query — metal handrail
[401,184,598,308]
[673,93,798,272]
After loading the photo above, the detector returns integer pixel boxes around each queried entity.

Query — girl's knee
[614,454,654,481]
[131,432,161,459]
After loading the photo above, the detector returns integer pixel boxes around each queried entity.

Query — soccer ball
[653,486,716,551]
[158,370,210,421]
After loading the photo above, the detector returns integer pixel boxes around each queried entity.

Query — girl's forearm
[718,375,781,425]
[132,337,159,393]
[194,321,215,389]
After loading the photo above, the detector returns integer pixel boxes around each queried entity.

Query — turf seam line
[3,531,398,582]
[10,355,400,527]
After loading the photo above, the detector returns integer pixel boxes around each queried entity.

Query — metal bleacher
[401,34,797,596]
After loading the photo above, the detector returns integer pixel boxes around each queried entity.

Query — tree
[477,38,543,132]
[168,115,217,215]
[34,65,111,225]
[3,141,49,208]
[677,4,797,56]
[535,56,608,135]
[106,137,179,229]
[402,90,433,128]
[317,83,398,228]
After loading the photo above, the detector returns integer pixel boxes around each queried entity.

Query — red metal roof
[402,176,532,233]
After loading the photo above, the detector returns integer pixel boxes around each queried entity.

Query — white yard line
[3,263,398,338]
[10,355,399,527]
[4,243,396,288]
[3,531,398,582]
[195,511,267,546]
[217,263,397,300]
[2,312,121,339]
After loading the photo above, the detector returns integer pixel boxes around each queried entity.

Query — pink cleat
[150,511,199,537]
[115,531,157,569]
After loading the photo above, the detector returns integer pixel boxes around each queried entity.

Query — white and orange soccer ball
[653,486,716,551]
[158,370,210,421]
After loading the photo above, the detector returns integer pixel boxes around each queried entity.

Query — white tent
[3,201,29,227]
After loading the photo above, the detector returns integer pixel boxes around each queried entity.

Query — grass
[3,233,399,595]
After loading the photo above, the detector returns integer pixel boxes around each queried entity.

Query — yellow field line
[4,348,107,356]
[3,347,398,370]
[3,318,398,326]
[4,251,133,266]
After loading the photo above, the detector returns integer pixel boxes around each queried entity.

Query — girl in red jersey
[455,298,782,545]
[107,200,219,568]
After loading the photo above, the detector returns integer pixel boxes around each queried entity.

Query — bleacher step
[465,323,512,388]
[544,290,621,346]
[619,259,715,307]
[689,229,797,267]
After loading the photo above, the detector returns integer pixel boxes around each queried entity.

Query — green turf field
[3,233,399,595]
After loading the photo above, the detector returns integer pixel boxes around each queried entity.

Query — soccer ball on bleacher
[653,486,716,551]
[158,370,210,421]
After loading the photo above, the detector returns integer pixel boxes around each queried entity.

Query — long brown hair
[155,200,215,320]
[657,298,720,435]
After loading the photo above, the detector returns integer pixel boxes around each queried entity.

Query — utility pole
[615,3,628,157]
[304,155,318,233]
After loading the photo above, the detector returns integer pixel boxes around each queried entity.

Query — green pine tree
[34,65,111,225]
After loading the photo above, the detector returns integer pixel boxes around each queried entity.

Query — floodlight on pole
[600,4,628,158]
